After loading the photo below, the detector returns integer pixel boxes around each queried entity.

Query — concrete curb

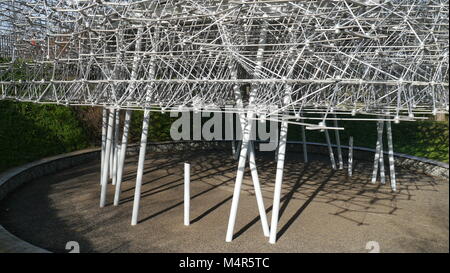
[0,141,448,253]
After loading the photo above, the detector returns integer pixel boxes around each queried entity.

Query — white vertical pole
[333,116,343,169]
[371,121,383,184]
[112,109,120,186]
[109,109,115,180]
[269,118,289,244]
[248,141,270,237]
[100,109,115,207]
[386,118,397,192]
[100,107,108,185]
[324,128,337,170]
[229,112,236,156]
[378,121,386,184]
[114,110,132,206]
[301,124,308,163]
[131,109,151,226]
[348,136,354,177]
[184,162,190,226]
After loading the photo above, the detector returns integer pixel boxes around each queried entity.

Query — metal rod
[100,107,108,185]
[301,124,308,163]
[112,109,120,186]
[269,116,289,244]
[333,116,343,169]
[248,141,270,237]
[131,109,151,226]
[109,109,116,180]
[113,110,132,206]
[100,108,115,208]
[324,128,337,170]
[386,118,397,192]
[348,136,354,177]
[184,162,190,226]
[378,121,386,184]
[371,121,383,184]
[225,116,253,242]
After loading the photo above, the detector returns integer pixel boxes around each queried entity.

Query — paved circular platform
[0,150,448,253]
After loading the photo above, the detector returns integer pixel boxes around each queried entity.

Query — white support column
[225,114,253,242]
[386,118,397,192]
[348,136,354,177]
[131,109,151,226]
[248,141,270,237]
[112,109,120,186]
[130,26,155,224]
[184,163,190,226]
[228,110,236,156]
[371,121,383,184]
[100,109,115,208]
[113,110,132,206]
[269,35,296,243]
[324,127,337,170]
[301,124,308,163]
[234,140,242,160]
[333,116,343,169]
[378,121,386,184]
[226,56,269,240]
[100,107,108,185]
[109,109,115,180]
[269,117,289,244]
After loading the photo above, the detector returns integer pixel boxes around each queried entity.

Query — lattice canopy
[0,0,448,120]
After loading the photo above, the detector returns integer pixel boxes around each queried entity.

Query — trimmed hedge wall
[0,103,448,174]
[0,101,90,172]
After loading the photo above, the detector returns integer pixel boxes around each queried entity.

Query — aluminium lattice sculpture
[0,0,448,244]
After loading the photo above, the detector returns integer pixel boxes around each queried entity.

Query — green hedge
[0,102,448,174]
[287,118,449,163]
[0,101,90,172]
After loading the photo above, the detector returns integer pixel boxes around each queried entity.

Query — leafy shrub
[0,100,90,172]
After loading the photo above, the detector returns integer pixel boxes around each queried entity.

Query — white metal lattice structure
[0,0,448,244]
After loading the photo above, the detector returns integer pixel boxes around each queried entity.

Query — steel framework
[0,0,448,244]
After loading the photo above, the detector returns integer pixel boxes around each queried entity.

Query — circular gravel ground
[0,150,448,253]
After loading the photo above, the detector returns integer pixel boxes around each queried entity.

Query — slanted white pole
[248,141,270,237]
[131,26,154,225]
[226,21,269,242]
[131,109,151,226]
[348,136,354,177]
[378,121,386,184]
[114,110,132,206]
[100,109,115,207]
[275,143,279,162]
[184,162,190,226]
[333,116,343,169]
[226,117,253,242]
[269,37,295,243]
[371,121,383,184]
[386,118,397,192]
[227,63,270,240]
[100,107,108,185]
[324,126,337,170]
[269,116,289,244]
[112,109,120,186]
[301,124,308,163]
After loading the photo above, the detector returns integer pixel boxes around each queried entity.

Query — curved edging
[0,147,101,253]
[0,141,447,253]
